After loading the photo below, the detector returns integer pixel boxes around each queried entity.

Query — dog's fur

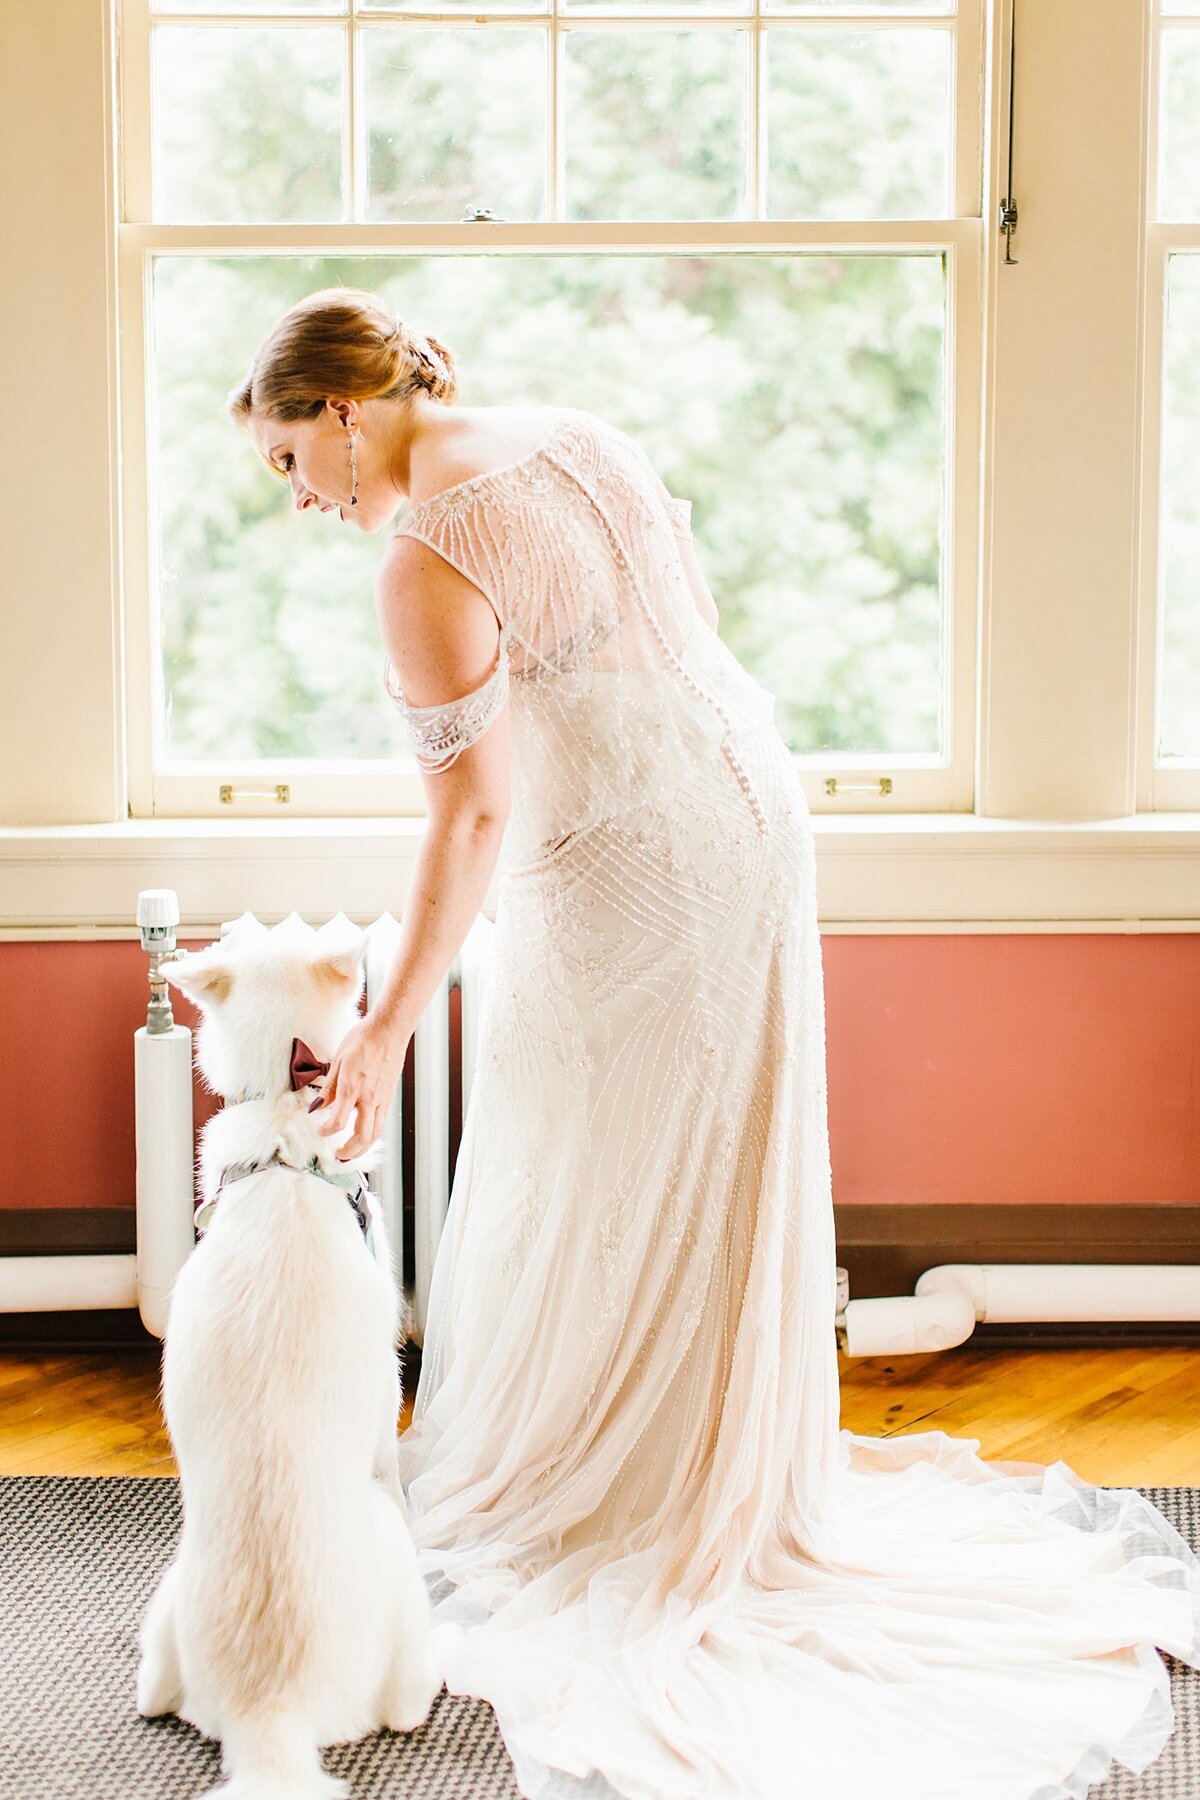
[136,912,442,1800]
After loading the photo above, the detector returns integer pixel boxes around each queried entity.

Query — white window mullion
[549,1,561,222]
[120,0,154,224]
[1142,222,1200,812]
[1143,5,1200,810]
[120,219,981,254]
[945,230,983,812]
[953,0,983,219]
[347,1,359,222]
[1139,8,1166,813]
[749,0,762,221]
[120,234,156,821]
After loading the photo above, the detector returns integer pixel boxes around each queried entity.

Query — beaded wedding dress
[384,405,1200,1800]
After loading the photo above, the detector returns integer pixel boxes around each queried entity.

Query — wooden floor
[1,1342,1198,1484]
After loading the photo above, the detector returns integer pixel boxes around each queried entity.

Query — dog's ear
[310,945,365,993]
[311,916,367,993]
[161,952,235,1007]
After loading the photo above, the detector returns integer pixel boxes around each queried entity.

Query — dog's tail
[202,1710,349,1800]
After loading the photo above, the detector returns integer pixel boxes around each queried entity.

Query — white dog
[136,911,442,1800]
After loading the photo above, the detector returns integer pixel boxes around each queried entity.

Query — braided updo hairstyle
[226,287,459,437]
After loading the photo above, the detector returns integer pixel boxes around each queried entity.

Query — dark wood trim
[0,1210,136,1255]
[1,1204,1199,1351]
[0,1311,158,1351]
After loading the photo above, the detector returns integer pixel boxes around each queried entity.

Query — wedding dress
[383,404,1200,1800]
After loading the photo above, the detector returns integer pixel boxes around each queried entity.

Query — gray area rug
[0,1476,1195,1799]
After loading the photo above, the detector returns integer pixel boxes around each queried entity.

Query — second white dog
[136,912,443,1800]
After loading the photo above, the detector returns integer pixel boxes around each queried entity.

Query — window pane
[152,259,388,764]
[564,29,749,221]
[767,27,951,219]
[152,27,344,224]
[1160,32,1200,221]
[1158,256,1200,760]
[364,27,547,222]
[151,253,944,764]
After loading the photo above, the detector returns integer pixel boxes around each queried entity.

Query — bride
[232,287,1200,1800]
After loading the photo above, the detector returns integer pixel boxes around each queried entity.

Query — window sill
[1,813,1197,937]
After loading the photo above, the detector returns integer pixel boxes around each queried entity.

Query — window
[118,0,986,818]
[1146,0,1200,809]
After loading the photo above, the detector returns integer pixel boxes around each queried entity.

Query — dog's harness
[194,1156,378,1258]
[193,1036,380,1260]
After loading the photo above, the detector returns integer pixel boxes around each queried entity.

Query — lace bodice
[383,405,777,865]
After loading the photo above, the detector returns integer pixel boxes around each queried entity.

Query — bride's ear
[324,395,357,431]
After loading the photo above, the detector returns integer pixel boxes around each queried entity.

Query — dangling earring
[347,427,359,507]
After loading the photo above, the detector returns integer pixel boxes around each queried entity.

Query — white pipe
[842,1263,1200,1357]
[4,1243,1200,1358]
[134,1022,197,1339]
[0,1253,137,1311]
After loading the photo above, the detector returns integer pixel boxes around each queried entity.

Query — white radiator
[360,910,495,1344]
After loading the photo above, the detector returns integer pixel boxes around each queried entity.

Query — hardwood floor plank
[1,1346,1197,1484]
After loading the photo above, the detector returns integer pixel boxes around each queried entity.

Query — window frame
[117,0,986,820]
[1137,4,1200,811]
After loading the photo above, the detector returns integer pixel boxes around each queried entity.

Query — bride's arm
[371,536,511,1037]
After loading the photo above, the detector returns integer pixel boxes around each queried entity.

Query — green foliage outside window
[153,252,944,763]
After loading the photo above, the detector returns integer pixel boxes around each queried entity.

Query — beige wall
[0,0,123,827]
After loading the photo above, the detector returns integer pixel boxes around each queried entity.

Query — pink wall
[1,934,1196,1213]
[820,934,1198,1206]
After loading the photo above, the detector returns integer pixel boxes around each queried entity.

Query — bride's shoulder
[401,404,576,516]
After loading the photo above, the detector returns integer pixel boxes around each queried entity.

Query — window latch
[999,197,1019,265]
[999,1,1019,265]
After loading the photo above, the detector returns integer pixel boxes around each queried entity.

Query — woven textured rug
[0,1476,1196,1800]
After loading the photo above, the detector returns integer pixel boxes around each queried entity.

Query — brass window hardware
[823,778,893,798]
[218,785,290,805]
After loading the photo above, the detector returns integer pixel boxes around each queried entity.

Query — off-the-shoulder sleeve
[382,629,510,772]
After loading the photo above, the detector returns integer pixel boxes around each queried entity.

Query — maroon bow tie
[289,1037,330,1092]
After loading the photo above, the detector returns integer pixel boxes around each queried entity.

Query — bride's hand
[309,1013,409,1161]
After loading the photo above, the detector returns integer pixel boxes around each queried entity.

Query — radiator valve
[137,888,186,1035]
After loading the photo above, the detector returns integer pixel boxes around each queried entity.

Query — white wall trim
[1,814,1196,936]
